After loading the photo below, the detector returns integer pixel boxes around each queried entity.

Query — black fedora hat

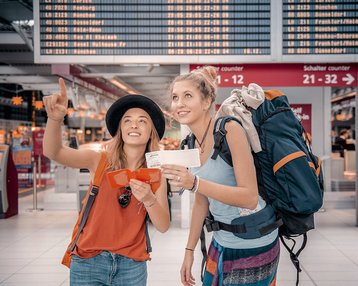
[105,94,165,139]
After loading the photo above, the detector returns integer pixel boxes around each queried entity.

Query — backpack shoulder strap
[69,152,107,252]
[211,116,242,166]
[180,133,195,150]
[199,116,240,281]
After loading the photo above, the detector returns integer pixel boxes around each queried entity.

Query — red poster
[290,104,312,138]
[190,64,357,87]
[33,129,45,156]
[12,148,32,168]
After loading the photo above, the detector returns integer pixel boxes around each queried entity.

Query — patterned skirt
[203,238,280,286]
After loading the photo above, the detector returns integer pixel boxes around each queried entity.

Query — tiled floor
[0,188,357,286]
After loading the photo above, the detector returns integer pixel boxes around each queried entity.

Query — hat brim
[105,94,165,139]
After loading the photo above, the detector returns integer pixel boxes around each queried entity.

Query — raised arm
[43,78,100,172]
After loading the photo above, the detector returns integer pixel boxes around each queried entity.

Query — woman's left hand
[129,179,155,205]
[161,164,195,189]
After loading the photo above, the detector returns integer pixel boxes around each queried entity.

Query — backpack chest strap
[204,205,281,239]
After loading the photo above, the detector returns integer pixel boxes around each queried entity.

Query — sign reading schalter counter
[190,64,357,87]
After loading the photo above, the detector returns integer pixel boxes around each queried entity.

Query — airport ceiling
[0,0,179,111]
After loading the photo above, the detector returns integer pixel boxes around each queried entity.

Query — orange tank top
[62,152,155,267]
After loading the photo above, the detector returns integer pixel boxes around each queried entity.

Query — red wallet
[107,168,161,191]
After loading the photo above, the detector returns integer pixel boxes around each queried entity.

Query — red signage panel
[190,64,357,87]
[33,129,45,157]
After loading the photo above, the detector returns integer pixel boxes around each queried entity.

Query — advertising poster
[290,104,312,140]
[32,129,44,157]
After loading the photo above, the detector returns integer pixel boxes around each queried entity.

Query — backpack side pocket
[271,140,323,214]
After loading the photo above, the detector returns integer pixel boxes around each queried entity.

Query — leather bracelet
[144,196,157,208]
[185,247,194,252]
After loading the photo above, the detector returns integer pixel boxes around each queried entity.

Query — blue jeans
[70,251,147,286]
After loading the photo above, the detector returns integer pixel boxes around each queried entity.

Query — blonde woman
[162,67,279,286]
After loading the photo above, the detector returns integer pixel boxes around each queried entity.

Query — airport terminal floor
[0,188,357,286]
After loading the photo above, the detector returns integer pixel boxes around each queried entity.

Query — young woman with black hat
[43,78,170,286]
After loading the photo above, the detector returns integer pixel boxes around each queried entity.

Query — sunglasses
[118,185,132,208]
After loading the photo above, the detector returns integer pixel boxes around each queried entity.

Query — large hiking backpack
[181,89,324,286]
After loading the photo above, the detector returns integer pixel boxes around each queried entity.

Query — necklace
[196,118,212,154]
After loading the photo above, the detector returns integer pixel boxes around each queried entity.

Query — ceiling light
[110,78,129,92]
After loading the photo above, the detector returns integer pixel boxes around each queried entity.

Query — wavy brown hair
[104,119,160,171]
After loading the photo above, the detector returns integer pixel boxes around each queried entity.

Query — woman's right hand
[180,251,196,285]
[43,78,68,121]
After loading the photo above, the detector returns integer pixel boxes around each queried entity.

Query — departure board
[283,0,358,55]
[35,0,271,62]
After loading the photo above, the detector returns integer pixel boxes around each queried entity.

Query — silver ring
[177,176,181,182]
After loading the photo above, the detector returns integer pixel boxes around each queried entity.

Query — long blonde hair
[104,119,160,171]
[169,65,218,107]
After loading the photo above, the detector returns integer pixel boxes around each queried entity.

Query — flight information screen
[37,0,271,57]
[283,0,357,55]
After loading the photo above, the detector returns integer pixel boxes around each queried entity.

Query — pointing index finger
[59,78,67,98]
